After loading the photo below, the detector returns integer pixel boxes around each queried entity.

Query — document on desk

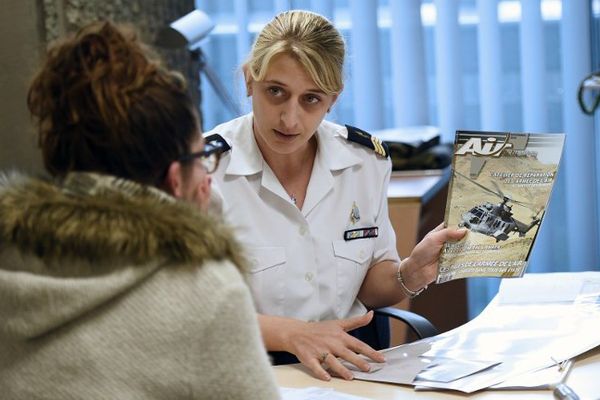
[489,363,566,390]
[354,272,600,393]
[280,387,372,400]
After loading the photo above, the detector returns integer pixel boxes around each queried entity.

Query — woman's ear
[328,93,340,113]
[243,65,253,96]
[164,161,184,198]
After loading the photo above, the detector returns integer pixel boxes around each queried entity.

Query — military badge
[349,201,361,225]
[343,227,379,241]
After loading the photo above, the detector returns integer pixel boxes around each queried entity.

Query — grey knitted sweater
[0,172,280,400]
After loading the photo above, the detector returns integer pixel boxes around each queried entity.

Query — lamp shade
[155,10,215,49]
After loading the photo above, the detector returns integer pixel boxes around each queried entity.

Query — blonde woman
[207,10,466,381]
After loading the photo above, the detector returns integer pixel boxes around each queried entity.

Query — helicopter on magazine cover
[455,170,543,242]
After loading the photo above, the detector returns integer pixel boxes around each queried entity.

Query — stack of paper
[350,272,600,393]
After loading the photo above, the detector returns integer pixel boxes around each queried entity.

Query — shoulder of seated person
[203,133,232,153]
[338,124,389,159]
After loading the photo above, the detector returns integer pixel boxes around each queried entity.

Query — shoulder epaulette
[344,125,389,158]
[204,133,232,153]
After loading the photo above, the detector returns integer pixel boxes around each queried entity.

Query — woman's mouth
[273,129,300,141]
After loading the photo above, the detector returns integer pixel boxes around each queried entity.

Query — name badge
[343,227,379,241]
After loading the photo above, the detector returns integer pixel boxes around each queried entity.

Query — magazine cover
[437,131,565,284]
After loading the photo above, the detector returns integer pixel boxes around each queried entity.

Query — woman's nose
[280,101,301,131]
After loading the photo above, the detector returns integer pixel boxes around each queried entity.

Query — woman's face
[248,53,338,157]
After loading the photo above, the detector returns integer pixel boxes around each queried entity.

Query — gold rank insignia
[349,201,361,225]
[344,125,390,158]
[370,136,387,157]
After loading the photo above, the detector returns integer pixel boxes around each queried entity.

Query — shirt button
[299,225,308,236]
[250,258,258,267]
[359,250,365,259]
[305,272,314,282]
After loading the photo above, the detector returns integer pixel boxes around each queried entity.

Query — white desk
[275,347,600,399]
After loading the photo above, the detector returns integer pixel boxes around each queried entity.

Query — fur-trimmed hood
[0,171,245,340]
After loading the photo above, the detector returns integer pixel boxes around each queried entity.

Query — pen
[553,383,580,400]
[552,359,580,400]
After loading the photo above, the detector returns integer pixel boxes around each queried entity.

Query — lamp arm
[195,49,242,117]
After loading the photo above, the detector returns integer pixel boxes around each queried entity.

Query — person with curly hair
[0,21,280,399]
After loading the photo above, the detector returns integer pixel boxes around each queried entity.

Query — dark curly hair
[27,21,198,185]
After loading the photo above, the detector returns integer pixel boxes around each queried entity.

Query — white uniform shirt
[207,113,400,322]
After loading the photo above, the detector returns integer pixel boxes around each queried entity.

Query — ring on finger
[319,352,329,364]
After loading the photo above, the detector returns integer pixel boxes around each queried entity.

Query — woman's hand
[400,224,467,290]
[260,311,385,381]
[358,224,467,309]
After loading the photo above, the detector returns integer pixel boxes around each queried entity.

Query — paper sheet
[280,387,373,400]
[413,272,600,392]
[348,272,600,393]
[344,341,431,384]
[416,357,500,383]
[489,364,564,390]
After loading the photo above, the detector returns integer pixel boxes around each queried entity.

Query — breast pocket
[245,246,286,315]
[332,239,375,308]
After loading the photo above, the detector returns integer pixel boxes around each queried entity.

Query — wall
[0,1,45,173]
[0,0,198,173]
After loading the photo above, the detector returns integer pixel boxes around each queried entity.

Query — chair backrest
[355,307,439,350]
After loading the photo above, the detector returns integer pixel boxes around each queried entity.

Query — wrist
[259,314,304,352]
[396,259,428,299]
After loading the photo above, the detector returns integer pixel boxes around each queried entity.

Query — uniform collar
[224,115,362,176]
[225,114,263,176]
[316,121,363,171]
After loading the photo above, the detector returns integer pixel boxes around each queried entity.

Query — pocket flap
[332,240,374,264]
[246,246,286,273]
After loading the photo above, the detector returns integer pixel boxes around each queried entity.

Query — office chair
[367,307,439,350]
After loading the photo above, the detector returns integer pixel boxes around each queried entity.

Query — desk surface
[275,347,600,399]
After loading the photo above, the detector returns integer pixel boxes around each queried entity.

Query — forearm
[357,257,431,308]
[357,260,403,308]
[258,313,305,352]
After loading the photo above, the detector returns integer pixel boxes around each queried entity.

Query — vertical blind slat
[519,0,553,273]
[390,0,429,127]
[235,0,251,113]
[561,1,599,270]
[310,0,334,22]
[274,0,289,14]
[434,0,463,142]
[477,0,503,130]
[349,0,383,130]
[473,0,503,313]
[520,0,547,131]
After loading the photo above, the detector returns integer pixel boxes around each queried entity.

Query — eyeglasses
[178,139,225,174]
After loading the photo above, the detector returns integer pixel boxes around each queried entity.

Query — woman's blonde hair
[245,10,345,95]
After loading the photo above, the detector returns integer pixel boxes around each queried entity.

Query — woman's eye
[267,87,284,96]
[305,95,321,105]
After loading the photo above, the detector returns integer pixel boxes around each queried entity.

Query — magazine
[437,131,565,283]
